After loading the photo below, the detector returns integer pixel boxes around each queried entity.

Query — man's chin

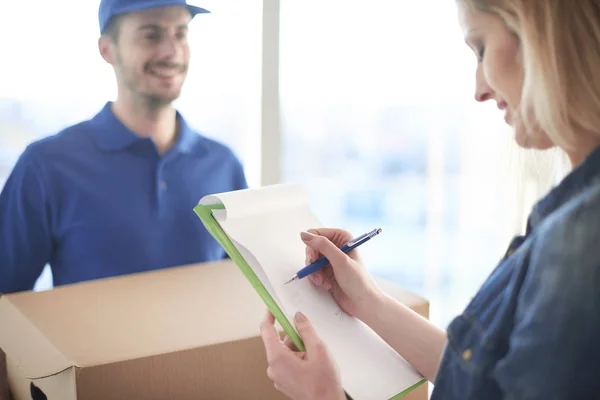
[142,91,181,107]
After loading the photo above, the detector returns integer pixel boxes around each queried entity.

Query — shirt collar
[90,101,200,154]
[527,145,600,232]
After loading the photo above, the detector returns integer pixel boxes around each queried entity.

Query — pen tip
[377,228,382,234]
[284,275,297,285]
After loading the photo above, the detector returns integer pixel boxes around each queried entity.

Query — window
[176,0,263,187]
[279,0,525,328]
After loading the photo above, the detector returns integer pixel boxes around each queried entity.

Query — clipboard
[193,202,427,400]
[193,203,305,351]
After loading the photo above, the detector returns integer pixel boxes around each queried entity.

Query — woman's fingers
[282,334,296,350]
[300,232,350,273]
[282,335,306,359]
[307,228,353,247]
[322,267,335,290]
[260,311,282,364]
[308,271,324,285]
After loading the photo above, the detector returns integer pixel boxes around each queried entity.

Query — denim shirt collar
[527,145,600,233]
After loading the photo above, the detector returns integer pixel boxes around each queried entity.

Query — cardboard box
[0,349,7,400]
[0,260,429,400]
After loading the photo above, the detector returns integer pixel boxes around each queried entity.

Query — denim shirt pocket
[431,313,505,400]
[445,312,500,376]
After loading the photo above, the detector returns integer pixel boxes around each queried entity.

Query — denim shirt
[431,147,600,399]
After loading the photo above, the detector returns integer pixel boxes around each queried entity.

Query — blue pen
[284,228,382,284]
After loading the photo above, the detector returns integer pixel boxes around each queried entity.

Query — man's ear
[98,36,116,65]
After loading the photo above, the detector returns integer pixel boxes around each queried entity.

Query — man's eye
[146,34,160,41]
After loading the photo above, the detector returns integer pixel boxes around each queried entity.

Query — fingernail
[295,312,307,322]
[300,232,315,241]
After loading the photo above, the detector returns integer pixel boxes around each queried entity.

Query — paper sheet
[200,184,423,400]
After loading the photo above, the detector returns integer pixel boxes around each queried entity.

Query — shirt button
[462,349,472,361]
[159,181,167,191]
[507,249,515,256]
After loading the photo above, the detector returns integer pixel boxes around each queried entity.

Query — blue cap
[99,0,210,33]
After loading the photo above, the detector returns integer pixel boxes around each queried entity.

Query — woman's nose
[474,65,492,102]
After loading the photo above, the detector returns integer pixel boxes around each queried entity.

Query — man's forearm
[359,293,447,383]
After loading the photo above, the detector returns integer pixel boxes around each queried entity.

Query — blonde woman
[260,1,600,399]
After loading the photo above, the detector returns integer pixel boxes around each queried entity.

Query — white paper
[200,184,423,399]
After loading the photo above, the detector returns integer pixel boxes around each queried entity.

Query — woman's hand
[302,228,383,320]
[260,311,345,400]
[302,229,447,384]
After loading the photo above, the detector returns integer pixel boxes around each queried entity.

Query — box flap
[0,260,268,371]
[0,296,74,379]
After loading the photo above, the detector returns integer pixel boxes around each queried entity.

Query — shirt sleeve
[233,156,249,190]
[493,191,600,399]
[0,147,54,294]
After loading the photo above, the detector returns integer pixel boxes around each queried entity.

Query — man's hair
[102,14,124,43]
[458,0,600,152]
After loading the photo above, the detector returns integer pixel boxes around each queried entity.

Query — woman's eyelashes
[465,34,485,63]
[477,46,485,62]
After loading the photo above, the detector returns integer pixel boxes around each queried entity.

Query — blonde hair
[460,0,600,152]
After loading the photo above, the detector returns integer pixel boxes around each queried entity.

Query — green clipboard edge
[193,203,305,352]
[193,203,427,399]
[390,378,427,400]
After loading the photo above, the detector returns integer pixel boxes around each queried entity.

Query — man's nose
[156,36,181,59]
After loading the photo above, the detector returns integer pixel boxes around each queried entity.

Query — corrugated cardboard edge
[0,296,75,380]
[0,348,8,400]
[72,335,286,400]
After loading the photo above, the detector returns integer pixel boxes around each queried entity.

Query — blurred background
[0,0,561,330]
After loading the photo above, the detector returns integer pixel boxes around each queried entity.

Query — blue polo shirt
[0,102,247,293]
